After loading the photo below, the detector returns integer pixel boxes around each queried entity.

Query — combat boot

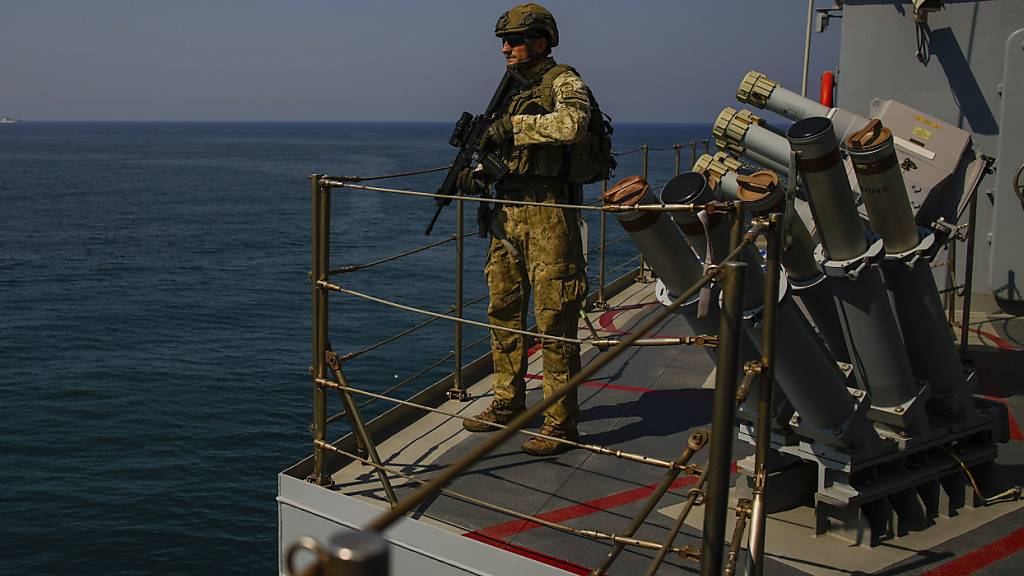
[463,402,524,432]
[522,420,578,456]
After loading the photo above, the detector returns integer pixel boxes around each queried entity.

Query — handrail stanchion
[691,140,698,170]
[310,174,332,486]
[450,192,469,400]
[745,213,782,576]
[674,143,683,175]
[597,178,609,308]
[704,138,710,156]
[959,189,979,355]
[947,239,957,327]
[325,351,399,505]
[700,260,747,576]
[637,144,650,282]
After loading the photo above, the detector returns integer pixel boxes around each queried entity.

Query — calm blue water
[0,121,710,574]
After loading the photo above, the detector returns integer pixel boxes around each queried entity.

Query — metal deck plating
[279,273,1024,575]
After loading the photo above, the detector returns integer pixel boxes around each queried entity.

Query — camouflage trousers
[484,182,587,428]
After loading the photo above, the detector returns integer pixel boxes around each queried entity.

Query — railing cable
[329,164,453,183]
[318,377,705,473]
[363,221,763,532]
[315,440,701,558]
[329,233,478,275]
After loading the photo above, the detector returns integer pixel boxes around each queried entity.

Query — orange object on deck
[820,70,835,107]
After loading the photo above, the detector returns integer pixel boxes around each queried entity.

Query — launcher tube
[738,70,869,144]
[788,117,920,411]
[787,117,867,262]
[847,121,969,414]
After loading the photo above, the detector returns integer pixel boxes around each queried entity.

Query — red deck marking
[921,526,1024,576]
[981,395,1024,441]
[470,462,738,540]
[464,532,590,575]
[965,326,1022,352]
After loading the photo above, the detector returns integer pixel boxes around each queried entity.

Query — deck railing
[290,139,790,576]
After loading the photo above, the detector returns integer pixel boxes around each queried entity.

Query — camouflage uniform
[485,56,590,429]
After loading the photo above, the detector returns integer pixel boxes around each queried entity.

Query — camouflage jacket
[498,58,592,183]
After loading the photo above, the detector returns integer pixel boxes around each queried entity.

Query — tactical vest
[499,59,571,187]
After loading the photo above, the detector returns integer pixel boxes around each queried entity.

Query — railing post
[597,178,609,308]
[701,261,747,576]
[450,193,469,400]
[310,174,332,486]
[638,144,650,282]
[745,214,782,576]
[674,143,683,175]
[704,139,710,156]
[959,188,979,355]
[946,240,957,328]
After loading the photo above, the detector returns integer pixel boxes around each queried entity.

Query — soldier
[457,3,591,456]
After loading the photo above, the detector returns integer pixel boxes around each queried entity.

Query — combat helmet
[495,3,559,47]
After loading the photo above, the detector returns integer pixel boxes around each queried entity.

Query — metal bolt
[894,405,905,414]
[833,427,844,437]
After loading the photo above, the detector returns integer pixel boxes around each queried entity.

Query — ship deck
[290,276,1024,575]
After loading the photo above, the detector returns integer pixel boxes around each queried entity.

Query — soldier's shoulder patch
[552,71,586,95]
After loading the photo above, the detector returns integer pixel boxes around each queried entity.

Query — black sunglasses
[501,35,535,47]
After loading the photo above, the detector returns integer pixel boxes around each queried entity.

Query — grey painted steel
[779,218,822,283]
[787,118,868,262]
[826,264,919,409]
[744,148,791,176]
[742,124,793,172]
[991,27,1024,309]
[325,531,390,575]
[882,253,970,415]
[847,133,921,254]
[718,169,851,363]
[837,1,1024,311]
[742,73,869,145]
[789,275,852,365]
[868,99,974,223]
[278,474,568,576]
[681,170,859,436]
[609,185,705,297]
[789,118,919,410]
[848,128,970,413]
[608,182,723,357]
[745,290,863,438]
[768,87,867,145]
[662,172,765,310]
[765,81,829,123]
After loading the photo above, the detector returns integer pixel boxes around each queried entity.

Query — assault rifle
[424,69,524,235]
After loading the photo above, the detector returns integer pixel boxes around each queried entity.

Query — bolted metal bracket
[868,381,932,438]
[881,230,942,269]
[818,237,884,280]
[788,386,872,448]
[447,387,470,402]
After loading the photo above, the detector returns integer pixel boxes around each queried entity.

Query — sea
[0,121,711,574]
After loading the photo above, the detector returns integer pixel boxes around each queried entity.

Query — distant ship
[0,117,18,124]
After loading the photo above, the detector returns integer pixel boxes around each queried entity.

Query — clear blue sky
[1,0,841,122]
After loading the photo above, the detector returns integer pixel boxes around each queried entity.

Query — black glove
[480,116,513,151]
[456,166,487,196]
